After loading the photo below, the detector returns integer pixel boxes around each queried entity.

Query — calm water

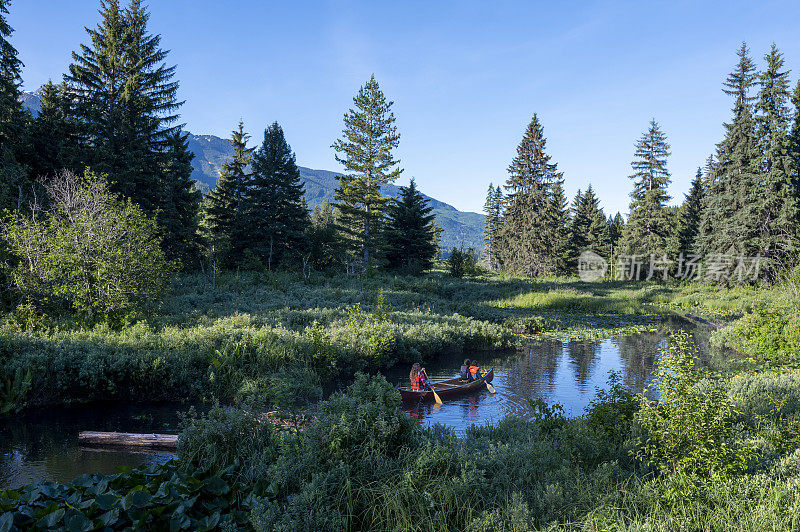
[1,318,725,489]
[391,320,725,433]
[0,403,183,489]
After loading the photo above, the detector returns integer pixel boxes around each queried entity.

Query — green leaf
[36,507,65,528]
[95,492,119,511]
[0,513,14,532]
[64,509,93,532]
[121,488,152,511]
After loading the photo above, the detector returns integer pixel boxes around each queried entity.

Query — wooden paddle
[423,369,443,405]
[484,369,496,393]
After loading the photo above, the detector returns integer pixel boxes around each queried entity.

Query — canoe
[399,369,494,403]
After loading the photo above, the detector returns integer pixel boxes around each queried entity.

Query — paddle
[484,369,496,394]
[423,369,443,405]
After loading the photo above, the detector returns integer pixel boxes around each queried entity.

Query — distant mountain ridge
[21,90,485,250]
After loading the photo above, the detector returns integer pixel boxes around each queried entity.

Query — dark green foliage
[332,75,402,269]
[203,121,254,268]
[447,247,479,277]
[65,0,181,216]
[668,168,705,258]
[159,130,201,268]
[568,185,611,269]
[698,43,761,259]
[384,179,439,273]
[0,365,30,415]
[497,114,567,276]
[585,372,638,445]
[608,212,625,248]
[482,183,503,270]
[0,463,255,530]
[790,81,800,244]
[246,122,309,271]
[306,200,345,272]
[619,119,672,256]
[23,82,82,180]
[753,44,798,263]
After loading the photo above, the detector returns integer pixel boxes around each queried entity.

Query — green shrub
[585,371,638,444]
[635,331,748,479]
[447,247,479,278]
[0,170,172,324]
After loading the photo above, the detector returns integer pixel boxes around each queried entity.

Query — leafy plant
[447,247,479,278]
[0,366,31,415]
[634,332,748,479]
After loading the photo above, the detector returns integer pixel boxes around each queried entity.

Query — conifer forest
[1,1,800,530]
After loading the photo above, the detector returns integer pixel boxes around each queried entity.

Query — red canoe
[399,369,494,403]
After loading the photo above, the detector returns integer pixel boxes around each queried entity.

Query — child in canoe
[410,362,432,391]
[468,360,484,381]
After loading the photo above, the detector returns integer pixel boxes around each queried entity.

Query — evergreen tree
[619,119,672,256]
[160,130,201,267]
[698,43,760,258]
[546,179,571,274]
[482,183,503,270]
[247,122,309,271]
[753,44,797,261]
[204,122,253,267]
[307,200,345,272]
[384,179,439,273]
[65,0,181,215]
[608,212,625,248]
[0,0,27,212]
[497,114,564,276]
[790,80,800,243]
[332,75,402,269]
[568,186,610,269]
[26,81,82,180]
[668,168,705,258]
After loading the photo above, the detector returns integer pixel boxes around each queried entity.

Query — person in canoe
[468,359,484,381]
[460,358,471,381]
[410,362,432,391]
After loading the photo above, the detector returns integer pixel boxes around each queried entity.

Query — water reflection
[0,403,183,489]
[393,321,733,434]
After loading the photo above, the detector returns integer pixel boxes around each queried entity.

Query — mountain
[20,90,485,250]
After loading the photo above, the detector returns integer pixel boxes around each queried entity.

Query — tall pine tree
[619,119,672,256]
[698,43,760,258]
[0,0,27,211]
[247,122,309,271]
[332,75,402,269]
[25,82,82,180]
[160,130,201,267]
[482,183,503,270]
[203,121,253,268]
[608,213,625,248]
[384,179,439,273]
[790,80,800,244]
[753,44,797,261]
[497,114,564,276]
[65,0,182,217]
[567,186,610,269]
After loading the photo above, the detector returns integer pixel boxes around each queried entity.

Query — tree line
[484,42,800,280]
[0,0,442,312]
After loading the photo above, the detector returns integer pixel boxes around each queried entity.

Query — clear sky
[9,0,800,215]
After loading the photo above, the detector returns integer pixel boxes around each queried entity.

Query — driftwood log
[78,431,178,451]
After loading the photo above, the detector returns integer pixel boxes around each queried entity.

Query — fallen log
[78,431,178,451]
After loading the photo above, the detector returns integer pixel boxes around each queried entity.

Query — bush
[0,170,172,323]
[634,332,748,479]
[447,247,480,278]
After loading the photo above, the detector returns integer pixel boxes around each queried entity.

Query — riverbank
[1,270,796,413]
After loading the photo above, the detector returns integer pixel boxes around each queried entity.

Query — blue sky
[9,0,800,215]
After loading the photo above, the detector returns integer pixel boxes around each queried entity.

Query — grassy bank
[0,269,796,412]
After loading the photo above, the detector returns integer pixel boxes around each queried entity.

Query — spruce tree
[482,183,503,270]
[608,213,625,248]
[332,75,402,269]
[307,200,345,272]
[247,122,309,270]
[753,44,797,261]
[160,130,201,267]
[790,80,800,244]
[568,186,610,269]
[26,82,82,180]
[0,0,27,211]
[546,179,572,274]
[698,43,760,258]
[497,114,564,276]
[384,179,439,273]
[65,0,181,215]
[619,119,672,256]
[203,122,253,267]
[668,168,705,258]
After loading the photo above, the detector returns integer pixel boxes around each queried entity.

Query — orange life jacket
[469,365,480,379]
[411,374,422,391]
